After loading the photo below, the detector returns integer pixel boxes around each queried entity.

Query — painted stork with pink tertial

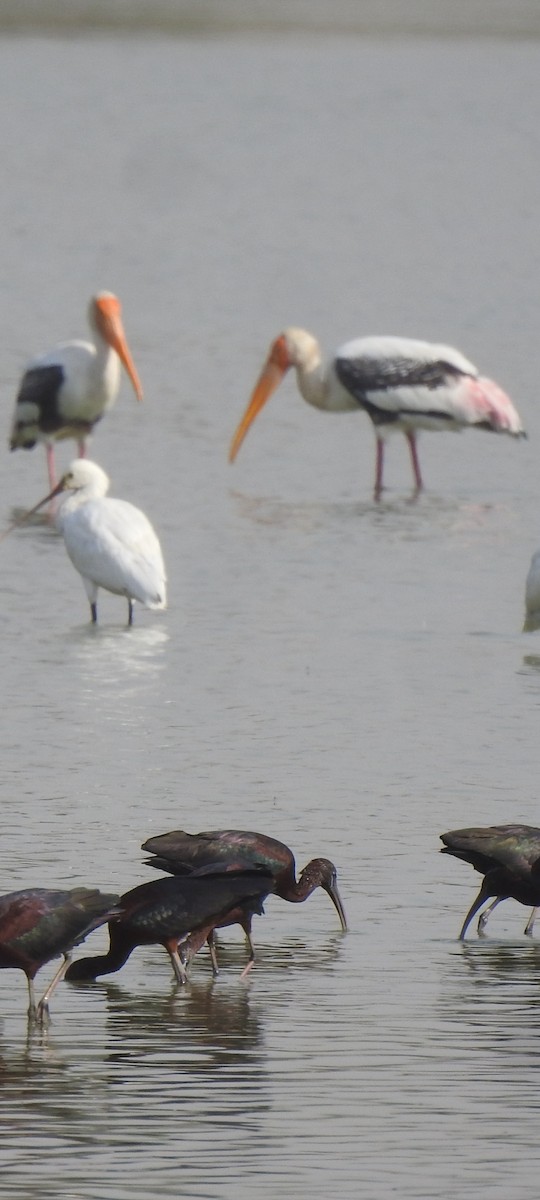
[229,329,525,498]
[9,292,143,488]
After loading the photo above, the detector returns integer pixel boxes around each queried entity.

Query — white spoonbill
[229,329,525,498]
[10,292,143,489]
[6,460,167,626]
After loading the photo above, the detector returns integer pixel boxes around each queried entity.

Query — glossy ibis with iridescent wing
[142,828,347,972]
[440,824,540,938]
[65,871,273,984]
[0,886,120,1021]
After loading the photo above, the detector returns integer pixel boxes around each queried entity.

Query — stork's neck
[286,331,328,410]
[295,358,329,410]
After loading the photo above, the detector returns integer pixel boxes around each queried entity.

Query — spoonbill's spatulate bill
[0,886,119,1022]
[65,872,273,985]
[229,328,525,499]
[142,827,347,971]
[440,824,540,939]
[10,292,143,488]
[2,459,167,626]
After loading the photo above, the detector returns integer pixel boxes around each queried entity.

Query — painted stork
[229,329,525,498]
[10,292,143,488]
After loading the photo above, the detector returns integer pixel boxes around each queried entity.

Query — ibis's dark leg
[239,921,256,979]
[525,907,538,937]
[406,431,423,492]
[477,897,504,936]
[26,977,38,1021]
[127,599,134,626]
[459,882,493,940]
[90,603,98,624]
[165,940,188,985]
[37,953,72,1022]
[206,931,219,976]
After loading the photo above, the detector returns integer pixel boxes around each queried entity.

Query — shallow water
[1,20,540,1200]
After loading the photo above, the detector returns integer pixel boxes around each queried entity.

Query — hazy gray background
[0,7,540,1200]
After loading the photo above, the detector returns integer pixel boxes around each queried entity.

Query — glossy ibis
[10,292,143,489]
[228,328,524,499]
[65,871,273,984]
[0,886,119,1021]
[440,824,540,938]
[1,459,166,626]
[142,828,347,971]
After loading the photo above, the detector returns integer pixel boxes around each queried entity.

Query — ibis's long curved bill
[0,478,65,543]
[95,296,143,402]
[326,881,348,932]
[229,359,286,463]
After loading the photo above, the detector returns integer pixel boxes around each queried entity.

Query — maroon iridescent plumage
[141,828,347,972]
[0,886,119,1020]
[65,871,273,984]
[441,824,540,938]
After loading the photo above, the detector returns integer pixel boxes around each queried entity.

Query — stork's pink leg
[374,438,385,500]
[45,443,57,490]
[77,439,87,459]
[406,431,423,492]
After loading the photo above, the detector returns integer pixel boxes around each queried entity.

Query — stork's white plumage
[23,460,166,626]
[10,293,143,488]
[229,328,525,498]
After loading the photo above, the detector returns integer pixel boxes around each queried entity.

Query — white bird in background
[10,460,167,626]
[524,551,540,632]
[229,328,525,498]
[9,292,143,489]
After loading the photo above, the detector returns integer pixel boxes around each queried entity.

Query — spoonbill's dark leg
[459,882,493,940]
[127,599,134,626]
[90,602,98,624]
[477,897,504,937]
[36,953,72,1022]
[524,907,538,936]
[406,431,423,492]
[374,438,385,501]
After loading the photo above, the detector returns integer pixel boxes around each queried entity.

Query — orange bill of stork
[10,292,143,488]
[229,328,525,499]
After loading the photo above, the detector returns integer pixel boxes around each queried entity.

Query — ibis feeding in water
[10,292,143,488]
[0,886,119,1022]
[229,328,524,499]
[142,827,347,973]
[65,872,274,985]
[440,824,540,939]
